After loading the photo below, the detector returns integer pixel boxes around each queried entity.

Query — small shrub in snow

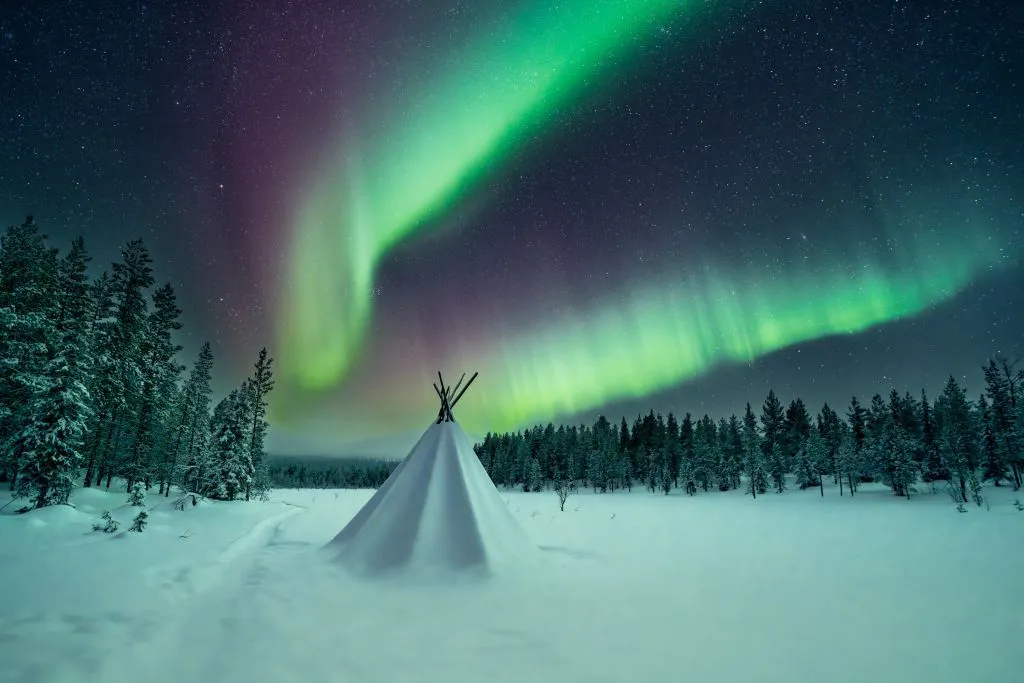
[554,476,576,512]
[956,503,967,513]
[1013,499,1024,512]
[129,510,148,532]
[128,483,145,507]
[93,510,119,533]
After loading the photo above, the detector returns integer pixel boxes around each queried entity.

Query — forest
[473,360,1023,509]
[0,216,275,510]
[266,455,398,490]
[3,215,1022,513]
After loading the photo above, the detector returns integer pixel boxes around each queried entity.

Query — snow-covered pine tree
[128,481,145,506]
[884,424,918,499]
[176,342,214,496]
[0,217,60,491]
[982,358,1022,489]
[243,347,274,501]
[11,236,94,507]
[724,415,745,490]
[693,415,717,492]
[783,397,812,470]
[94,240,155,490]
[978,394,1008,486]
[82,271,118,488]
[847,396,867,456]
[816,403,843,486]
[760,389,786,465]
[936,375,979,504]
[125,283,182,493]
[679,413,696,495]
[794,441,817,490]
[209,388,250,500]
[525,457,542,493]
[742,403,766,497]
[665,412,681,489]
[799,431,828,494]
[715,416,732,491]
[129,509,148,532]
[919,389,946,484]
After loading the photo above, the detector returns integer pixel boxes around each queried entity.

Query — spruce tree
[244,347,274,501]
[679,413,696,494]
[982,358,1023,489]
[920,389,946,483]
[125,282,182,492]
[935,375,979,504]
[11,237,94,507]
[95,240,155,490]
[978,395,1008,485]
[760,390,786,459]
[742,404,766,497]
[0,217,60,490]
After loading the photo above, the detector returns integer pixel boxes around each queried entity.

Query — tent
[326,372,534,577]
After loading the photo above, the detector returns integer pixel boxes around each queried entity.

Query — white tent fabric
[326,421,534,576]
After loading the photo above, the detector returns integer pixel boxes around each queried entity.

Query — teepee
[326,372,534,576]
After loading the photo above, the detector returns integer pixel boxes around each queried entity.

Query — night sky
[2,0,1022,453]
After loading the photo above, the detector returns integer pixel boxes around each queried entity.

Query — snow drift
[325,421,535,576]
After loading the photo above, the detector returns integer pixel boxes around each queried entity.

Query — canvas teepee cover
[326,373,533,576]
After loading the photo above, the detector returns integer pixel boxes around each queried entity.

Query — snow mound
[325,422,535,577]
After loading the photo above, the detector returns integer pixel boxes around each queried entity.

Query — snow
[0,481,1022,683]
[326,422,535,577]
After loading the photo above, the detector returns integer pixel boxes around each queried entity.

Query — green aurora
[274,0,1017,437]
[452,226,1012,430]
[279,0,709,391]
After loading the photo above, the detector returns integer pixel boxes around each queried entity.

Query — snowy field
[0,482,1021,683]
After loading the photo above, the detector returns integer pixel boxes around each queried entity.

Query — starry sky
[2,0,1022,454]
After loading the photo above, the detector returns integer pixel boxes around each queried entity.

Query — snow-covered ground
[1,482,1021,683]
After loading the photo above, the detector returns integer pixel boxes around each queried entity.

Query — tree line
[474,358,1023,506]
[266,455,399,490]
[0,216,276,509]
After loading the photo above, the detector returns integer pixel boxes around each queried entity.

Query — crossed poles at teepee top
[433,371,478,423]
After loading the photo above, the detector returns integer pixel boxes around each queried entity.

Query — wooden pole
[449,371,478,412]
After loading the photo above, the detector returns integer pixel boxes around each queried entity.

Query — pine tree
[783,398,812,464]
[82,271,118,488]
[665,412,681,488]
[978,394,1008,485]
[95,240,155,490]
[129,509,148,532]
[209,388,250,500]
[882,424,918,498]
[0,217,61,491]
[835,431,858,496]
[679,413,696,494]
[760,390,786,459]
[244,347,274,501]
[920,389,946,483]
[982,357,1023,489]
[125,282,182,492]
[128,481,146,506]
[936,375,979,504]
[177,342,215,496]
[10,236,94,507]
[847,396,867,454]
[816,403,843,486]
[742,404,766,497]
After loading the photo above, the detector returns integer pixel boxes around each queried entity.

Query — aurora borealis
[2,0,1022,450]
